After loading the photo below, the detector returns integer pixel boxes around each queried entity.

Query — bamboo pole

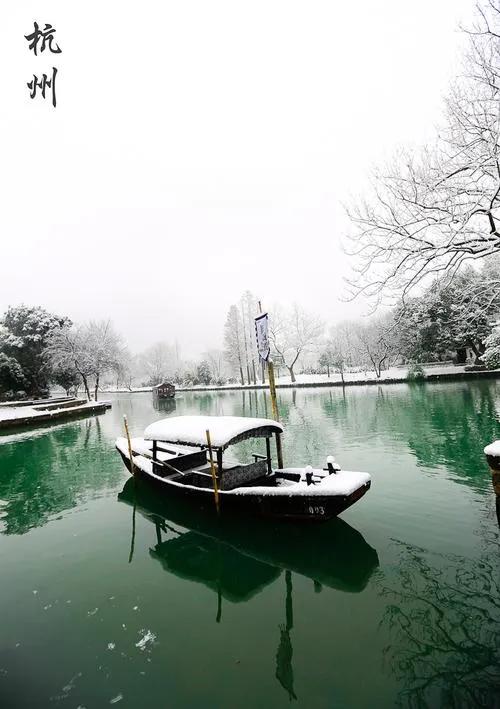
[206,429,220,514]
[123,415,135,477]
[257,300,283,468]
[268,359,279,422]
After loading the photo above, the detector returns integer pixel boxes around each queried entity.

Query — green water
[0,383,499,708]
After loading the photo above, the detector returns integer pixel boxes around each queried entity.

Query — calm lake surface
[1,383,499,708]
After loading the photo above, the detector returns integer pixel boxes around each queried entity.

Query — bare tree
[346,1,500,303]
[47,320,124,400]
[352,315,399,378]
[321,321,358,384]
[138,342,176,386]
[86,321,125,400]
[204,349,226,384]
[269,304,324,383]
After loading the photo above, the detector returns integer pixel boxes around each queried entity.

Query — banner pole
[255,303,283,468]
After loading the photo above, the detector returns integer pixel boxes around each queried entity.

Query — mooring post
[206,429,220,515]
[123,415,135,477]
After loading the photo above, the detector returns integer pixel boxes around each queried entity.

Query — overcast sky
[1,0,476,357]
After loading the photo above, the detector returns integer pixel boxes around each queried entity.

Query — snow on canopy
[144,415,284,448]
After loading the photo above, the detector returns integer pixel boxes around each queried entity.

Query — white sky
[1,0,476,357]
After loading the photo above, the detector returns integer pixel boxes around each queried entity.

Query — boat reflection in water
[152,397,177,414]
[118,477,379,701]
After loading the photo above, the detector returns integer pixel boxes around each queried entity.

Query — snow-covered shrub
[483,328,500,369]
[212,376,227,386]
[406,362,426,381]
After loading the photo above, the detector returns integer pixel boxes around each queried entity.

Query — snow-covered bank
[0,399,112,429]
[101,365,500,394]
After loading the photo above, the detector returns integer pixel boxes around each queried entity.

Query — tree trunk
[340,371,345,387]
[468,340,481,360]
[327,364,330,378]
[252,359,257,385]
[239,366,244,386]
[288,366,296,383]
[94,374,99,401]
[81,374,91,401]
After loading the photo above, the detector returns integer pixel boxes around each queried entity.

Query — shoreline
[102,368,500,394]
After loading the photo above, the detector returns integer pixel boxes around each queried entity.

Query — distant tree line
[3,255,499,403]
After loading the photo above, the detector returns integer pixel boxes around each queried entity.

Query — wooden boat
[152,381,175,399]
[115,415,371,521]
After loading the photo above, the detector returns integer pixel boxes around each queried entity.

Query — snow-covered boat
[115,415,371,521]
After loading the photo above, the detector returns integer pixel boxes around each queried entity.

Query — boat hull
[117,448,370,521]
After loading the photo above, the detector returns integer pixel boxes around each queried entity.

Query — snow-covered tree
[204,349,227,385]
[50,360,81,397]
[0,305,71,397]
[47,320,124,401]
[346,1,500,302]
[394,263,500,362]
[240,291,259,385]
[352,315,399,378]
[138,342,177,386]
[320,322,357,383]
[0,353,26,399]
[269,304,324,383]
[195,360,212,385]
[483,326,500,368]
[223,304,245,384]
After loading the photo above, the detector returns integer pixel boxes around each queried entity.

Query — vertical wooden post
[123,415,135,477]
[265,437,272,475]
[206,429,220,515]
[217,449,223,481]
[275,431,284,470]
[268,360,279,422]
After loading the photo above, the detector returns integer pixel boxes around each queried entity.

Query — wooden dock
[0,398,112,431]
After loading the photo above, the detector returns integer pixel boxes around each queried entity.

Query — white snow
[0,400,111,423]
[144,415,284,448]
[232,469,371,497]
[135,629,156,651]
[484,440,500,456]
[0,406,39,420]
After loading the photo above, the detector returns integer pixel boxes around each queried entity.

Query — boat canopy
[144,415,284,450]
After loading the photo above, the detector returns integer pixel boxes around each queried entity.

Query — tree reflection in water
[378,528,500,708]
[0,416,121,535]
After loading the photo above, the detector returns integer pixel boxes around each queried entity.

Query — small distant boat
[115,415,371,521]
[152,381,175,399]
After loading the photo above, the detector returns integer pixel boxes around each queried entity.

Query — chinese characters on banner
[24,22,62,107]
[255,312,270,363]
